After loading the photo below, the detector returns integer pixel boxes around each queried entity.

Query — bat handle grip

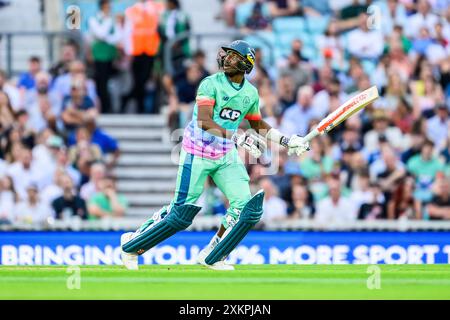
[303,129,319,143]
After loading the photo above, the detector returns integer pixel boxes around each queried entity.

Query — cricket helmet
[217,40,256,74]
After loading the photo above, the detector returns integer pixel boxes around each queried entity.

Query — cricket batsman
[120,40,310,270]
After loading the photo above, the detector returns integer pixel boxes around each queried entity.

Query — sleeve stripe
[245,114,262,121]
[196,97,215,107]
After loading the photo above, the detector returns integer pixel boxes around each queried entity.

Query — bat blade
[302,86,379,144]
[317,85,379,134]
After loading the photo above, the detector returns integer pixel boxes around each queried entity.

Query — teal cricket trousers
[170,147,252,227]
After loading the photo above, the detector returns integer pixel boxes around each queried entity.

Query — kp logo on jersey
[220,108,241,121]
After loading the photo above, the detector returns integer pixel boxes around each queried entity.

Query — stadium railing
[0,30,83,76]
[2,218,450,232]
[0,30,272,77]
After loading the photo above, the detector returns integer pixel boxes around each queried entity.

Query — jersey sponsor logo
[220,108,241,121]
[223,96,230,101]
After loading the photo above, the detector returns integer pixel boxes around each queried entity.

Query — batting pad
[122,204,201,254]
[205,190,264,265]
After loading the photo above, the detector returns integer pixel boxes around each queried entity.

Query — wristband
[267,128,289,148]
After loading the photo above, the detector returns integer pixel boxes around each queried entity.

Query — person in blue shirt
[17,56,42,90]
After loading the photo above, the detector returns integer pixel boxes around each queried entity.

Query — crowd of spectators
[1,0,450,227]
[0,0,200,227]
[0,4,130,226]
[193,0,450,223]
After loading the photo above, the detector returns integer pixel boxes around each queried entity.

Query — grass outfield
[1,265,450,300]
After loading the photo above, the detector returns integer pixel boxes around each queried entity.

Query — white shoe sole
[120,232,139,270]
[197,252,234,271]
[204,263,235,271]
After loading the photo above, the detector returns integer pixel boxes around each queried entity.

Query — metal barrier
[2,217,450,232]
[163,31,276,76]
[0,30,274,77]
[0,30,83,76]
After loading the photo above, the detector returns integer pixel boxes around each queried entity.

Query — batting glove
[232,130,267,158]
[287,135,310,156]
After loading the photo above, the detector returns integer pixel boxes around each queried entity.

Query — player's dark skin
[197,50,272,237]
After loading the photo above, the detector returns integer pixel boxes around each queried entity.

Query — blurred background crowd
[0,0,449,228]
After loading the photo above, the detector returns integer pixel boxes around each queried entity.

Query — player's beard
[224,67,241,77]
[223,62,243,77]
[223,54,244,77]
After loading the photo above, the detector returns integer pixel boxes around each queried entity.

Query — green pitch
[1,265,450,300]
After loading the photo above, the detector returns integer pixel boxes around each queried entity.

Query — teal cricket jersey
[182,72,261,159]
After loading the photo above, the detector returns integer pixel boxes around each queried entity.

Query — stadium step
[126,207,168,217]
[119,141,175,153]
[103,128,169,141]
[98,113,180,217]
[122,193,174,206]
[97,112,181,217]
[97,115,167,128]
[117,180,175,193]
[117,154,176,167]
[113,167,178,179]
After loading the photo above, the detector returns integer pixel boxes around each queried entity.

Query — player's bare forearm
[197,105,233,139]
[248,119,272,136]
[197,117,232,138]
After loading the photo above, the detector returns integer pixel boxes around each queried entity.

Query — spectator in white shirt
[369,144,406,186]
[351,171,385,212]
[312,78,348,119]
[6,146,43,200]
[52,60,98,104]
[280,85,321,137]
[0,69,21,111]
[426,103,449,150]
[260,178,288,223]
[80,161,106,201]
[315,177,357,224]
[364,109,405,154]
[0,176,19,224]
[378,0,408,36]
[0,158,7,178]
[13,183,52,226]
[53,145,82,189]
[315,19,345,70]
[32,135,64,188]
[405,0,439,38]
[32,129,57,169]
[25,71,61,132]
[346,13,384,60]
[40,167,65,207]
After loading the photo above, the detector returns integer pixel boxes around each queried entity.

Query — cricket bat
[303,85,379,143]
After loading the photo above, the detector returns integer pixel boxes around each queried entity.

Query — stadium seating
[272,17,305,34]
[235,1,270,28]
[304,15,329,35]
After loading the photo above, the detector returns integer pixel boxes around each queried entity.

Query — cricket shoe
[197,236,235,271]
[202,261,235,271]
[120,232,139,270]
